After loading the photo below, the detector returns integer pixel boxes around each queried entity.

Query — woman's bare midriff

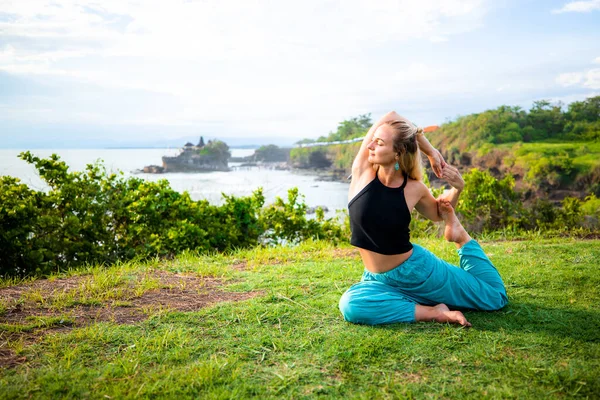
[358,247,413,273]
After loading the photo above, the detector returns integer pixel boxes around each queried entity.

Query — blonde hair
[384,119,423,181]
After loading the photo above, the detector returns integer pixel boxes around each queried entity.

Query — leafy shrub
[457,168,520,232]
[581,194,600,217]
[258,187,344,245]
[524,154,574,188]
[0,153,345,277]
[518,197,586,231]
[0,176,46,276]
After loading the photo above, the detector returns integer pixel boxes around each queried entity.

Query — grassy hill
[291,98,600,196]
[1,238,599,398]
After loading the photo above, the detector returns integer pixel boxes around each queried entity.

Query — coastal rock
[142,136,231,173]
[143,165,164,174]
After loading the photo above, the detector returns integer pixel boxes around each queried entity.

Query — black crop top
[348,172,413,255]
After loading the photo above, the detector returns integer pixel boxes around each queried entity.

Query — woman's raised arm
[413,181,444,222]
[417,131,446,178]
[438,164,464,209]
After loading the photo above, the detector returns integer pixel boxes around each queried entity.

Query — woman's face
[367,125,396,166]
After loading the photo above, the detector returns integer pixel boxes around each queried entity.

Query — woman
[339,111,507,326]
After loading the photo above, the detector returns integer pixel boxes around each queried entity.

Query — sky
[0,0,599,148]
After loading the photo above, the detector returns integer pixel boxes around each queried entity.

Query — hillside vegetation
[291,96,600,196]
[429,97,600,195]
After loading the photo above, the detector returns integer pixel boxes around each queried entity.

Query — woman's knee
[338,289,364,324]
[496,290,509,310]
[481,289,509,311]
[338,282,416,325]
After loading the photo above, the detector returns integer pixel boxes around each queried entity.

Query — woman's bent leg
[381,244,508,312]
[439,241,508,310]
[339,280,416,325]
[458,240,507,293]
[433,200,508,310]
[420,242,508,311]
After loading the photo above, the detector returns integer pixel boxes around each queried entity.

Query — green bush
[519,197,586,231]
[0,176,46,276]
[259,187,344,245]
[457,168,520,232]
[524,154,574,188]
[0,153,345,278]
[581,194,600,217]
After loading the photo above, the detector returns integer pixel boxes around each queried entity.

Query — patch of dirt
[0,270,262,368]
[397,372,427,383]
[0,348,26,369]
[0,275,89,303]
[331,248,359,258]
[231,261,248,271]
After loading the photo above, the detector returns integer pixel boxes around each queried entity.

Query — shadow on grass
[465,301,600,342]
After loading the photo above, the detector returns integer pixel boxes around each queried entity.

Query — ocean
[0,148,350,215]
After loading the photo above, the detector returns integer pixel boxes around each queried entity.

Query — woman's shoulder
[404,177,432,200]
[404,177,428,191]
[403,177,434,210]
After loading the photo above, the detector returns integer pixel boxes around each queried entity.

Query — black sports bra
[348,172,413,255]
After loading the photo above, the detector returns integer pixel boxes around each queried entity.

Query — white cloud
[0,0,489,72]
[555,53,600,89]
[584,69,600,89]
[556,56,600,90]
[552,0,600,13]
[556,72,584,86]
[0,0,491,133]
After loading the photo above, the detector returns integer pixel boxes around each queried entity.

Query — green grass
[510,141,600,155]
[1,238,599,399]
[504,141,600,173]
[16,263,163,310]
[0,316,74,333]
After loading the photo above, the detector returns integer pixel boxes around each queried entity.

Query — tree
[565,96,600,123]
[527,100,565,139]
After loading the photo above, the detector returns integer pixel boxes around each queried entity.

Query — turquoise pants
[339,241,508,325]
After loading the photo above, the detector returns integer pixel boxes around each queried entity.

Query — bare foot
[438,200,471,248]
[434,304,472,327]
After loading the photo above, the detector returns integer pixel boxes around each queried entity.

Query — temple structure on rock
[161,136,230,172]
[141,136,230,173]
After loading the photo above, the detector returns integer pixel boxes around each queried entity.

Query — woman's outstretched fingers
[442,165,464,190]
[429,149,446,178]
